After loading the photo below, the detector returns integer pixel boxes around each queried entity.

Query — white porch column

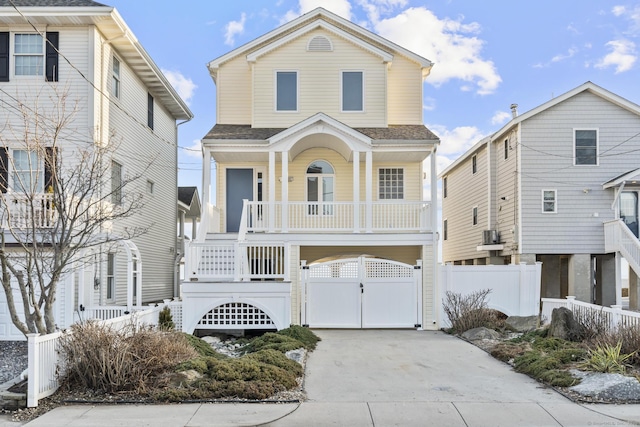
[353,151,360,232]
[269,151,276,231]
[431,147,438,233]
[365,150,373,232]
[281,151,289,232]
[202,147,211,207]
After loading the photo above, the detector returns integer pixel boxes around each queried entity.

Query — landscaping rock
[505,315,539,332]
[461,327,501,341]
[167,370,202,387]
[569,370,640,402]
[548,307,585,341]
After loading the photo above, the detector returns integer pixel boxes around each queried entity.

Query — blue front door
[226,169,253,232]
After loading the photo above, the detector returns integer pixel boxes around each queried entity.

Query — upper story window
[0,31,58,82]
[111,160,122,205]
[147,93,154,130]
[14,34,44,76]
[472,154,477,174]
[342,71,363,112]
[379,168,404,199]
[504,139,509,160]
[276,71,297,111]
[13,149,43,192]
[443,176,448,198]
[443,219,448,240]
[112,57,121,98]
[574,129,598,165]
[472,206,478,226]
[542,189,557,213]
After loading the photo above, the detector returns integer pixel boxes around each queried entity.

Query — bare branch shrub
[443,289,503,333]
[572,308,609,341]
[58,321,197,393]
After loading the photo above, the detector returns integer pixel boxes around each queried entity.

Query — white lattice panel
[310,260,358,278]
[365,260,413,278]
[197,302,274,327]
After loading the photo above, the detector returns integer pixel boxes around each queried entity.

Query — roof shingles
[0,0,107,6]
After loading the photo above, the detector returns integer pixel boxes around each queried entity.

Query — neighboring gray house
[440,82,640,308]
[0,1,192,339]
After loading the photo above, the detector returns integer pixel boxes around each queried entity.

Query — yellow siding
[387,55,423,124]
[217,56,252,124]
[252,28,387,128]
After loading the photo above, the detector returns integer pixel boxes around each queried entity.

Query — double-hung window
[276,71,297,111]
[379,168,404,199]
[342,71,363,112]
[106,253,115,301]
[14,34,43,76]
[542,189,557,213]
[112,57,121,98]
[13,150,42,192]
[472,155,477,174]
[472,206,478,226]
[111,161,122,205]
[147,93,154,130]
[574,129,598,165]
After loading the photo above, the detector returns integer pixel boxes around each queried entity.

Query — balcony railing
[242,200,431,234]
[186,241,289,282]
[2,193,56,229]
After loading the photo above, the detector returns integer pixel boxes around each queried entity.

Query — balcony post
[365,150,372,232]
[281,151,289,232]
[430,146,437,233]
[269,151,276,232]
[353,151,360,232]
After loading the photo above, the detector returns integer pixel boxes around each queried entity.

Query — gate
[302,256,421,328]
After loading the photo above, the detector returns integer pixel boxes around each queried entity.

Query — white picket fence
[541,296,640,330]
[26,300,183,407]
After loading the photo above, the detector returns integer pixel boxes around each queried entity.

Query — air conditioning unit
[482,230,500,245]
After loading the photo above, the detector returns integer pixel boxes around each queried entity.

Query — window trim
[112,56,121,99]
[11,149,43,193]
[13,33,44,78]
[106,252,116,302]
[111,160,123,206]
[378,167,404,200]
[147,92,154,130]
[275,70,298,112]
[573,128,599,166]
[472,206,478,226]
[504,139,509,160]
[542,189,557,213]
[472,154,477,174]
[443,176,447,198]
[305,159,335,216]
[341,70,364,112]
[443,218,448,241]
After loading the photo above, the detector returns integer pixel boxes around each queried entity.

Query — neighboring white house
[440,82,640,309]
[182,7,440,333]
[0,0,192,339]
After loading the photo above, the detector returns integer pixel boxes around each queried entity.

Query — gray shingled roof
[203,124,439,142]
[0,0,107,6]
[178,186,198,206]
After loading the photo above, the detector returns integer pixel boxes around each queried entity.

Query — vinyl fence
[541,296,640,330]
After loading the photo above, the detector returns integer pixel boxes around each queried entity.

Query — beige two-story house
[182,7,440,333]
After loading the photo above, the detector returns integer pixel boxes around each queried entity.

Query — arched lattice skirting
[197,302,275,328]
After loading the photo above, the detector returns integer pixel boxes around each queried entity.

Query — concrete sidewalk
[6,330,640,426]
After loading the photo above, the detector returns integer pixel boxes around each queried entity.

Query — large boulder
[548,307,585,341]
[505,315,539,332]
[461,327,501,341]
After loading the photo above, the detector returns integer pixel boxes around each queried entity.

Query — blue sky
[104,0,640,197]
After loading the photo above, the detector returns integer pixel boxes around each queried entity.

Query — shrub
[243,332,306,353]
[244,349,304,377]
[158,306,175,331]
[58,321,198,393]
[573,308,608,341]
[443,289,504,333]
[181,333,224,358]
[580,342,635,374]
[490,342,531,362]
[277,325,321,350]
[511,337,584,388]
[593,326,640,366]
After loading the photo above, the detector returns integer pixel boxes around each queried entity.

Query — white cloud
[533,47,578,69]
[612,4,640,35]
[183,139,202,158]
[161,69,197,106]
[491,111,511,126]
[423,97,436,112]
[612,5,626,16]
[372,7,501,95]
[357,0,407,23]
[427,124,486,157]
[224,13,246,46]
[282,0,352,22]
[595,39,637,73]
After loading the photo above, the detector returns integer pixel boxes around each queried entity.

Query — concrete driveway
[268,330,635,427]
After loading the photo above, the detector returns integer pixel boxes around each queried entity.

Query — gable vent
[307,35,333,52]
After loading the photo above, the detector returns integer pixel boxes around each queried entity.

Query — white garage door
[302,256,421,328]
